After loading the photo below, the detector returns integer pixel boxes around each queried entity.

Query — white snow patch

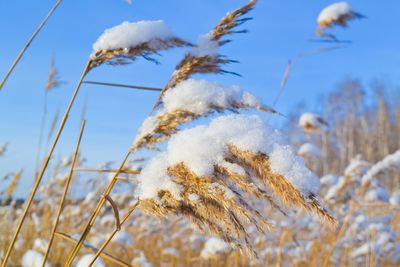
[318,2,352,24]
[191,34,219,57]
[76,254,105,267]
[93,20,172,52]
[22,250,50,267]
[200,237,230,257]
[137,114,320,200]
[298,143,321,157]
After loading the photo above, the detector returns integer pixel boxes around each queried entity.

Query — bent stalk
[88,200,141,266]
[64,150,132,266]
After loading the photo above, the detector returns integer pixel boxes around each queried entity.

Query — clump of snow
[190,34,219,57]
[364,187,389,202]
[93,20,172,52]
[76,254,105,267]
[137,114,320,200]
[22,250,50,267]
[163,247,179,257]
[361,150,400,184]
[269,144,320,194]
[298,113,326,132]
[162,79,262,115]
[389,192,400,206]
[134,79,264,146]
[200,237,230,257]
[298,143,321,157]
[344,157,370,177]
[317,2,352,25]
[131,252,153,267]
[112,230,134,246]
[320,174,340,186]
[33,238,48,253]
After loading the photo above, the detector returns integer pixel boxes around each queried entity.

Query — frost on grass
[132,79,276,151]
[93,20,172,52]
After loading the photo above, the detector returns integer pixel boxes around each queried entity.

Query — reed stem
[0,0,63,91]
[63,150,132,266]
[41,120,86,266]
[1,59,91,267]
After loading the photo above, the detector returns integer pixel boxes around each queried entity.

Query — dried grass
[89,38,192,70]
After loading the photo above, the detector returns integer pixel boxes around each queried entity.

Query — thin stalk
[75,168,140,175]
[54,232,133,267]
[88,200,141,266]
[64,150,132,266]
[82,81,162,92]
[1,59,91,267]
[41,120,86,266]
[34,91,48,177]
[0,0,63,91]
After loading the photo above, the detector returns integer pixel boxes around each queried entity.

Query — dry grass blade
[89,37,192,71]
[0,59,92,267]
[46,57,64,91]
[83,80,162,92]
[41,120,86,266]
[87,200,141,266]
[54,232,133,267]
[0,142,9,157]
[229,146,337,227]
[1,170,23,205]
[210,0,257,41]
[75,167,141,175]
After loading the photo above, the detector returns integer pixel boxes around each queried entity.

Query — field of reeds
[1,1,399,266]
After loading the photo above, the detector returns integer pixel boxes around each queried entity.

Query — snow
[112,230,134,246]
[93,20,172,52]
[22,250,50,267]
[298,143,321,157]
[131,252,153,267]
[162,79,262,115]
[163,247,180,257]
[33,238,48,253]
[317,2,352,25]
[190,34,219,57]
[364,187,390,202]
[137,114,320,200]
[389,192,400,206]
[134,79,266,148]
[298,113,326,131]
[344,157,370,177]
[320,174,340,186]
[200,237,230,257]
[76,254,105,267]
[361,150,400,184]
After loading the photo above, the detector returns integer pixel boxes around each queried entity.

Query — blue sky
[0,0,399,197]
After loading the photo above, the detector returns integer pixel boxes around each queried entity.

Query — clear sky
[0,0,399,197]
